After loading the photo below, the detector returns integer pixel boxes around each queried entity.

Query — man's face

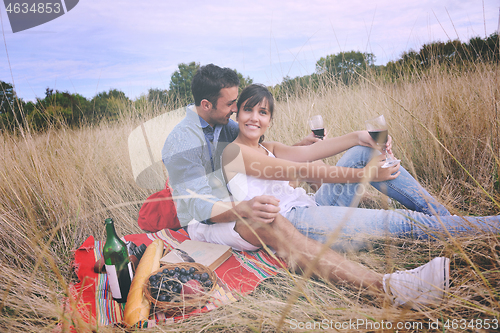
[206,86,238,127]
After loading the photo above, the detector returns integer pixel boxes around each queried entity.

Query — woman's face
[236,98,271,141]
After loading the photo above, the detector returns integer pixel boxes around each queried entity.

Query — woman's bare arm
[222,142,400,184]
[271,131,384,162]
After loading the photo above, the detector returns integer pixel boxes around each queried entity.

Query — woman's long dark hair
[236,84,275,143]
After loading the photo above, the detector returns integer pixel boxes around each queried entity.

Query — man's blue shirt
[162,105,239,226]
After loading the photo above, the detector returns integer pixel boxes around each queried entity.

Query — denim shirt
[161,105,239,226]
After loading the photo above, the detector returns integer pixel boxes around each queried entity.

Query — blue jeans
[284,146,499,245]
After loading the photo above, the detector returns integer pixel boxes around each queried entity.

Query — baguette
[123,239,164,327]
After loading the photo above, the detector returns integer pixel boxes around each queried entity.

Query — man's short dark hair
[191,64,240,108]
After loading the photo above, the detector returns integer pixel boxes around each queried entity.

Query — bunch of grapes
[149,266,213,302]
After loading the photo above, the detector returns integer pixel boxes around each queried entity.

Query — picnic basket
[143,262,216,316]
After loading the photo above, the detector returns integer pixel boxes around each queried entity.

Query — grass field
[0,62,499,332]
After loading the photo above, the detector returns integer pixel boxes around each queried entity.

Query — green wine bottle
[102,218,133,303]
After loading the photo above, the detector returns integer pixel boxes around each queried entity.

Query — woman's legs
[284,205,498,244]
[315,146,451,216]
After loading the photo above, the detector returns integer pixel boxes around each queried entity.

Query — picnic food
[143,262,216,316]
[148,265,213,302]
[102,218,133,303]
[123,239,164,327]
[181,279,204,297]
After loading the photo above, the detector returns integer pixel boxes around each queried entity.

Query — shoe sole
[442,257,450,295]
[425,257,450,306]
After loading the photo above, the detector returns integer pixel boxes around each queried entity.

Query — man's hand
[293,131,328,146]
[236,195,280,224]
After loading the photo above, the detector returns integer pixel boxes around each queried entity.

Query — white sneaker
[383,257,450,310]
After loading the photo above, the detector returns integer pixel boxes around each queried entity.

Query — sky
[0,0,499,102]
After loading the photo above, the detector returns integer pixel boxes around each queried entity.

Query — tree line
[0,83,131,132]
[273,32,499,99]
[146,62,253,108]
[0,61,252,132]
[1,33,497,132]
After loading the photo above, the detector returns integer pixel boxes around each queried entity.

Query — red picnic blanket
[71,229,286,328]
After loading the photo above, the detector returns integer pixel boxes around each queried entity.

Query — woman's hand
[363,154,400,182]
[384,136,394,156]
[293,130,328,146]
[357,130,394,155]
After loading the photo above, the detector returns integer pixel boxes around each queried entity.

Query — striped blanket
[71,229,286,328]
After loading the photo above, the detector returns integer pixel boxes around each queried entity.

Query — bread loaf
[123,239,164,327]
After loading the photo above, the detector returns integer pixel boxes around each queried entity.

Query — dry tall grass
[0,62,499,332]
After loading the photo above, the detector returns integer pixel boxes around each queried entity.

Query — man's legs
[234,214,383,291]
[315,146,451,216]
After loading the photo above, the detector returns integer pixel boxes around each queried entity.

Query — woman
[222,84,498,244]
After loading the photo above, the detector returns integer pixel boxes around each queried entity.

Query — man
[162,64,449,309]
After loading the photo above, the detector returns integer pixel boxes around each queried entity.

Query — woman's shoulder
[223,141,282,161]
[260,141,287,155]
[222,142,241,161]
[260,141,275,149]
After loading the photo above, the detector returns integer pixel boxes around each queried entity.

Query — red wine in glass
[312,128,325,138]
[368,129,388,144]
[309,115,324,139]
[365,115,400,168]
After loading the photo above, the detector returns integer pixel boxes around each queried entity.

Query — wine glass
[365,115,400,168]
[309,115,324,139]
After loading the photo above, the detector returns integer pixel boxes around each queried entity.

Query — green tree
[90,89,130,121]
[468,32,499,62]
[30,88,91,129]
[273,73,320,100]
[316,51,375,84]
[0,80,25,130]
[147,88,169,107]
[383,33,499,79]
[418,40,464,67]
[169,62,200,104]
[236,72,253,92]
[167,62,253,105]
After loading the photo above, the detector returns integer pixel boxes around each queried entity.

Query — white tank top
[227,144,316,214]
